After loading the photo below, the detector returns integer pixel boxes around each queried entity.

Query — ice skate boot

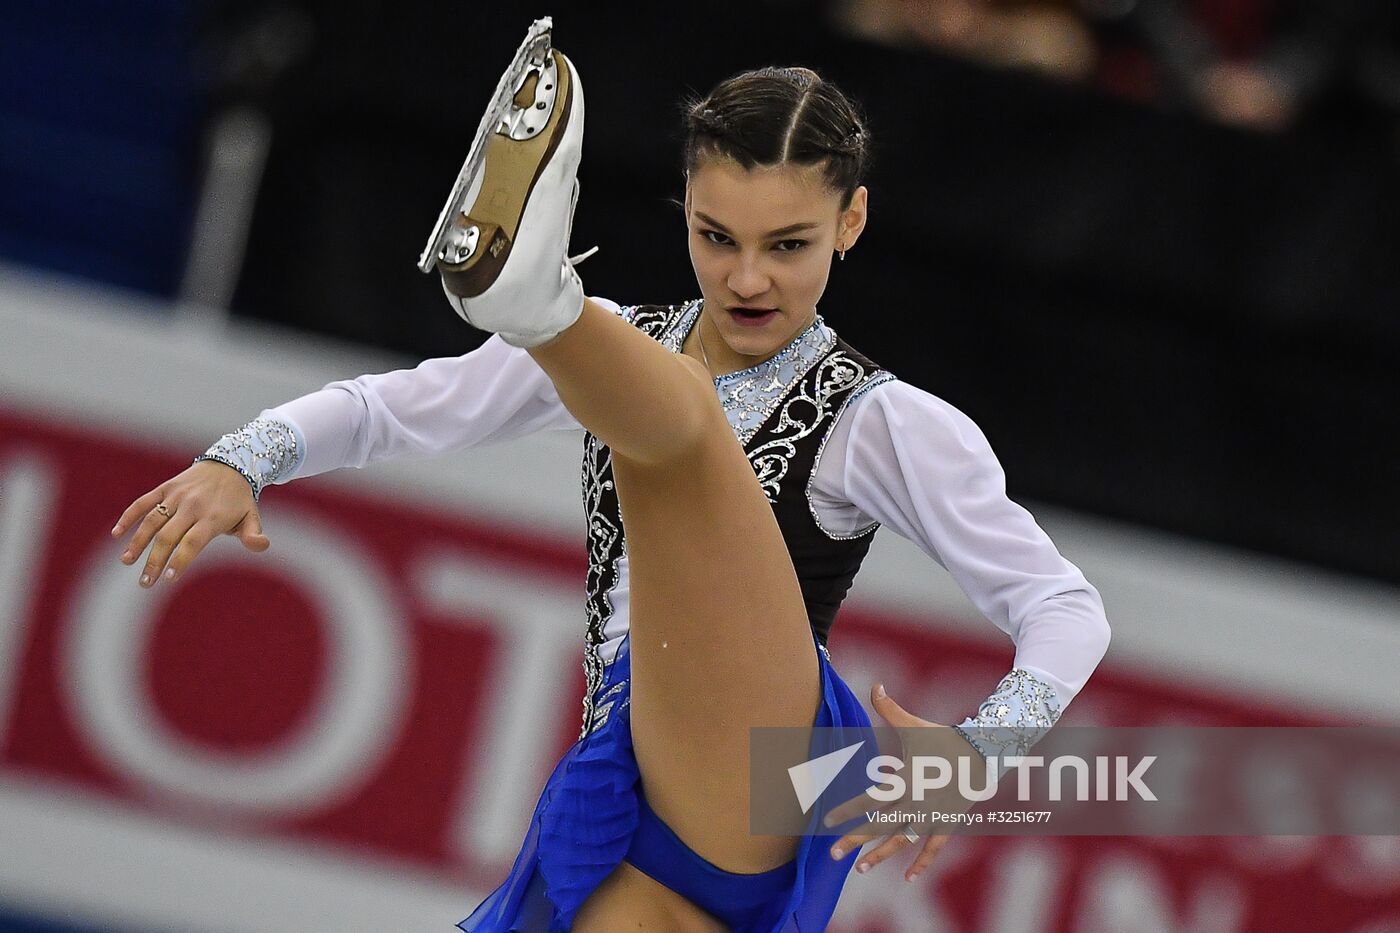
[417,17,594,347]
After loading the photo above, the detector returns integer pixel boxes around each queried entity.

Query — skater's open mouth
[728,307,779,327]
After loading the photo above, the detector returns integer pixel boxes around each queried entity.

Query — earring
[837,245,846,262]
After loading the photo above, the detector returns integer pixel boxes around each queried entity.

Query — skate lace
[564,178,599,269]
[568,246,600,266]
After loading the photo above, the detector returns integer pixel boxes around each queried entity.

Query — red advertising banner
[2,408,1397,931]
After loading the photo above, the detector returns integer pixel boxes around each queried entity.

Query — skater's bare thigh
[613,399,822,872]
[531,311,822,908]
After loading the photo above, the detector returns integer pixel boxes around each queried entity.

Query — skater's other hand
[824,684,975,882]
[111,460,269,588]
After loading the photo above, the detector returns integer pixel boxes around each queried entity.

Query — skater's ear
[837,184,868,252]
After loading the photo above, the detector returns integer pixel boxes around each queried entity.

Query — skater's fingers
[117,460,259,564]
[120,496,179,567]
[850,829,918,876]
[138,510,199,588]
[164,521,219,583]
[113,484,168,542]
[232,509,270,552]
[904,834,951,882]
[828,823,885,862]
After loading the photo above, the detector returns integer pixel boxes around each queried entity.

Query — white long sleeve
[809,379,1111,713]
[235,299,1106,732]
[259,297,625,481]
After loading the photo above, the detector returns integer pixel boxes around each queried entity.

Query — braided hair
[682,66,871,208]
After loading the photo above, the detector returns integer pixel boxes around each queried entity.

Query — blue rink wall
[0,911,106,933]
[0,1,203,297]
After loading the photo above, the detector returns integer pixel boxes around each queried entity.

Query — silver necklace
[696,315,714,375]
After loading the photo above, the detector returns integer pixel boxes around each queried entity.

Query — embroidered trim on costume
[584,680,627,738]
[579,303,669,738]
[668,302,840,446]
[577,300,883,734]
[719,324,835,446]
[655,299,702,352]
[194,417,300,502]
[805,371,897,541]
[747,349,873,503]
[953,668,1063,763]
[580,430,623,737]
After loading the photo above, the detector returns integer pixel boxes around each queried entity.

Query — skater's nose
[727,252,771,301]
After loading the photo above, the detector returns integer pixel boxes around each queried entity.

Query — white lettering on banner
[1077,855,1247,933]
[1240,744,1323,836]
[1323,837,1400,896]
[827,849,955,931]
[982,840,1065,933]
[1224,835,1322,875]
[817,642,918,718]
[62,512,410,814]
[1134,729,1204,839]
[829,821,979,930]
[1339,770,1400,842]
[0,454,58,746]
[411,552,579,867]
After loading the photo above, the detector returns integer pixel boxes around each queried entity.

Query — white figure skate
[417,17,593,347]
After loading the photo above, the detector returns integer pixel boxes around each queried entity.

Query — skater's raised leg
[423,29,822,925]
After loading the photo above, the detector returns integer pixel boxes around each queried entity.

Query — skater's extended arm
[811,380,1111,743]
[266,328,582,481]
[264,295,629,481]
[111,296,624,588]
[807,381,1112,882]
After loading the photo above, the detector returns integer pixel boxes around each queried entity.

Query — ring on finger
[901,824,920,844]
[154,502,172,518]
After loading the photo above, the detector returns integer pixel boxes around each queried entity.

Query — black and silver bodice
[578,300,894,736]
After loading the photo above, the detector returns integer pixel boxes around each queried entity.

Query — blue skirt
[458,637,876,932]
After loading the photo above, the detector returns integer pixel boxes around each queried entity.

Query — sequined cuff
[952,668,1063,764]
[193,417,300,501]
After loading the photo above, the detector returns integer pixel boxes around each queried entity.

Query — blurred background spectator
[833,0,1400,135]
[833,0,1098,83]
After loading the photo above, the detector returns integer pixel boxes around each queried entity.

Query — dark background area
[5,0,1398,583]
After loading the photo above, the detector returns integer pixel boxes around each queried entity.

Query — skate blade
[417,17,566,276]
[436,50,573,297]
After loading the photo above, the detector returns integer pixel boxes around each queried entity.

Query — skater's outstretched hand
[111,460,270,588]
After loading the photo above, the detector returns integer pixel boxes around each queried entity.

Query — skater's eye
[700,230,807,253]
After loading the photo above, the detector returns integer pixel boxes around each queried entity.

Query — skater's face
[685,157,866,368]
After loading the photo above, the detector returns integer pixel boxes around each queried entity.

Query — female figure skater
[112,20,1109,930]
